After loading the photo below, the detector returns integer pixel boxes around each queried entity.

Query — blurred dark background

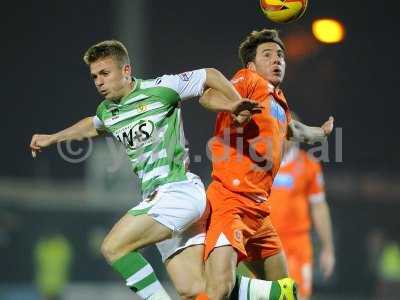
[1,1,400,300]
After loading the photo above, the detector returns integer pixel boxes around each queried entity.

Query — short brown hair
[83,40,130,67]
[238,29,285,67]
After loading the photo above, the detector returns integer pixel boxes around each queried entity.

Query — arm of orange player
[307,160,335,280]
[311,201,335,280]
[287,116,334,144]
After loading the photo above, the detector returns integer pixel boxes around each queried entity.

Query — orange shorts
[280,232,313,298]
[204,180,282,262]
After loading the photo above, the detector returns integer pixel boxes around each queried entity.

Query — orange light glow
[312,18,345,44]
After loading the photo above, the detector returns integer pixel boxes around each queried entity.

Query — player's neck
[116,79,135,102]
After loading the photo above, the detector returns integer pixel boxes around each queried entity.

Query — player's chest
[105,101,175,150]
[252,96,288,133]
[105,96,167,123]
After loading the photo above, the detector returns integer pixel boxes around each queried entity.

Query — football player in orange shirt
[269,136,335,300]
[198,29,334,300]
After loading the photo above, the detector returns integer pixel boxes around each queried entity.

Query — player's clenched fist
[30,134,55,158]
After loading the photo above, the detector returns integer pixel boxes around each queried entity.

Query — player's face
[90,57,131,101]
[249,42,286,87]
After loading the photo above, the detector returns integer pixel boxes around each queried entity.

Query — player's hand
[232,99,262,115]
[231,111,251,126]
[321,116,334,136]
[319,247,335,280]
[30,134,56,158]
[231,99,262,126]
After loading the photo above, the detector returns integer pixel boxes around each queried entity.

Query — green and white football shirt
[93,69,206,198]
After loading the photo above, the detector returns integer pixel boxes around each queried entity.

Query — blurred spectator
[34,233,73,300]
[376,237,400,300]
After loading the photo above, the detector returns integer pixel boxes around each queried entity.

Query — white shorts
[128,172,208,262]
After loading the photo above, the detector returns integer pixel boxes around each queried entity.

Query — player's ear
[123,64,132,77]
[247,62,256,71]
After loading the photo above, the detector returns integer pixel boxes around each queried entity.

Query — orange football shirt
[269,149,326,235]
[209,68,291,199]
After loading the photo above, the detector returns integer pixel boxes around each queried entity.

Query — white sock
[238,276,274,300]
[147,288,172,300]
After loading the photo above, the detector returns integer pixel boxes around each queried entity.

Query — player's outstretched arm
[200,88,261,125]
[203,68,242,105]
[30,116,102,158]
[200,88,261,113]
[199,88,236,112]
[287,116,334,144]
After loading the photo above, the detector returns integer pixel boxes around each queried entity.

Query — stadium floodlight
[312,18,345,44]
